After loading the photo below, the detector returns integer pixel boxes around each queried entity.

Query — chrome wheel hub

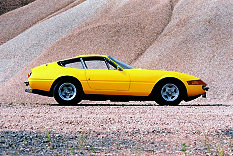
[161,83,179,101]
[58,83,77,101]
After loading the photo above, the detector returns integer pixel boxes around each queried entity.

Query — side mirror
[117,66,123,71]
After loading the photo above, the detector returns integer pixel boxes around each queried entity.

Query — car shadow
[48,103,230,107]
[178,104,229,106]
[49,103,155,107]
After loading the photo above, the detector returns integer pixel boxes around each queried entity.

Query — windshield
[108,56,134,69]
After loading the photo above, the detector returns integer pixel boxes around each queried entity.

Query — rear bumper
[25,88,32,93]
[24,81,52,97]
[24,81,29,86]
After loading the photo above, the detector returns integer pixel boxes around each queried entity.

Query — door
[83,57,130,91]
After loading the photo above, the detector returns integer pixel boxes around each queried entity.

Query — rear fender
[49,76,83,96]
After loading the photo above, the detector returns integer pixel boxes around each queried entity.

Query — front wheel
[53,80,82,105]
[155,81,183,106]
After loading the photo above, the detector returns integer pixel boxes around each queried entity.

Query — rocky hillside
[0,0,232,104]
[0,0,35,15]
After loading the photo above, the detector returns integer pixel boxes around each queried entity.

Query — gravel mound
[0,0,77,45]
[23,0,173,66]
[0,0,35,15]
[0,0,108,87]
[0,0,174,103]
[0,0,232,104]
[134,0,233,103]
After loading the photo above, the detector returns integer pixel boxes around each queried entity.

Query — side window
[85,59,108,70]
[65,62,83,69]
[62,58,83,69]
[83,57,118,70]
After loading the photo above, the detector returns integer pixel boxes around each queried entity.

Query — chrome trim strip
[80,58,87,69]
[25,89,32,93]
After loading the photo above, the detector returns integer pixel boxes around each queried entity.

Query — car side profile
[25,55,209,105]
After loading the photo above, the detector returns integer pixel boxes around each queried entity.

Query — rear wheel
[155,81,183,106]
[53,80,82,105]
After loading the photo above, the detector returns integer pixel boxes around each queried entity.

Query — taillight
[28,72,32,78]
[187,80,207,86]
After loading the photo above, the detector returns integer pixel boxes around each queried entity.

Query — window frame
[58,58,85,69]
[81,57,117,70]
[58,56,120,70]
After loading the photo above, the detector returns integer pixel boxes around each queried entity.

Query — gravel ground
[0,103,232,155]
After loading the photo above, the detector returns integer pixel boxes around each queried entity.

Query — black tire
[154,80,184,106]
[53,80,82,105]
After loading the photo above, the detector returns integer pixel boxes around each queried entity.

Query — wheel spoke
[167,95,172,101]
[171,87,175,92]
[65,94,70,99]
[61,91,66,96]
[172,92,177,97]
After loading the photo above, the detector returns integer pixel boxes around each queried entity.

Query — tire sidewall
[53,80,82,105]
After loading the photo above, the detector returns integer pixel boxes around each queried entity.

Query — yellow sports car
[25,55,209,105]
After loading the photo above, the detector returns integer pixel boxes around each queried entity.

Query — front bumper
[202,86,209,91]
[185,85,209,101]
[202,86,209,98]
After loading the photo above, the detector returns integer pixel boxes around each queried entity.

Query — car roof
[73,54,108,59]
[58,55,109,63]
